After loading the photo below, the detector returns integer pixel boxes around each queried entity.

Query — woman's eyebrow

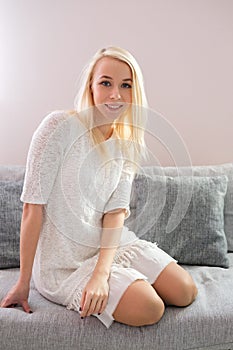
[98,75,132,82]
[99,75,113,80]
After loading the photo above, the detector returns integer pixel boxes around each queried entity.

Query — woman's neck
[98,124,114,141]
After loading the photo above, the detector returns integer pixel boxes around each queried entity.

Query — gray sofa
[1,164,233,350]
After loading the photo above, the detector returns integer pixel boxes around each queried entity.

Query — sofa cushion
[0,255,233,350]
[0,180,24,268]
[126,174,229,267]
[139,163,233,252]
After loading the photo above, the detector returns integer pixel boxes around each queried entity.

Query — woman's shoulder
[39,109,75,129]
[33,109,85,137]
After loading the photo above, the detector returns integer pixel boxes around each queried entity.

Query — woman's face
[90,57,132,121]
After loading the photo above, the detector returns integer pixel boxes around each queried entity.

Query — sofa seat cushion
[1,255,233,350]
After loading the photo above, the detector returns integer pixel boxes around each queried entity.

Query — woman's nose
[109,86,121,100]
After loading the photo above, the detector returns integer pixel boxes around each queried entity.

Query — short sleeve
[20,111,70,204]
[103,160,135,219]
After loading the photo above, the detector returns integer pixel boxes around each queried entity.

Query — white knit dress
[20,110,176,328]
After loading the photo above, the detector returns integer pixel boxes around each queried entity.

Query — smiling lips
[105,103,123,111]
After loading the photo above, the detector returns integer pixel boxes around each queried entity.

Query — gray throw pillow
[126,174,229,267]
[0,180,23,268]
[141,163,233,252]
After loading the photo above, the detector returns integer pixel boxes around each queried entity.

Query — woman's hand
[79,211,125,318]
[80,272,109,318]
[1,203,43,314]
[0,280,32,313]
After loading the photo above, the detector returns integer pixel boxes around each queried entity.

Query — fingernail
[98,313,101,315]
[79,307,82,312]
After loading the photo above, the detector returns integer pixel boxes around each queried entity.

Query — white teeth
[105,104,122,110]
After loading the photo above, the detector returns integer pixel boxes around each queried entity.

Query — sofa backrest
[1,163,233,253]
[0,165,25,181]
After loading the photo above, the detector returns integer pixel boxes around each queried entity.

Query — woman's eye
[121,83,132,89]
[100,81,111,87]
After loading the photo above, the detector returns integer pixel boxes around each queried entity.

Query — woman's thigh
[152,262,198,306]
[113,279,165,327]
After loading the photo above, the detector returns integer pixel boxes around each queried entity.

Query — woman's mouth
[104,104,123,111]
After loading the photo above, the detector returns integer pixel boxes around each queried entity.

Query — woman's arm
[18,203,44,285]
[0,203,43,312]
[80,209,126,318]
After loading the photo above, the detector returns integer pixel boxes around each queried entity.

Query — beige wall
[1,0,232,166]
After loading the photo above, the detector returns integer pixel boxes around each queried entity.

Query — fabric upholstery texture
[1,165,233,349]
[140,163,233,252]
[0,180,24,268]
[0,255,233,350]
[0,165,25,182]
[126,174,229,267]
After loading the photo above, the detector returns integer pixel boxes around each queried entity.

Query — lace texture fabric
[20,110,137,306]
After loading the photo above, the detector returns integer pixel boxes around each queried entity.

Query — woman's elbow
[22,203,44,217]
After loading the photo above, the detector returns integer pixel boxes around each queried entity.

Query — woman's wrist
[18,273,31,287]
[92,267,110,280]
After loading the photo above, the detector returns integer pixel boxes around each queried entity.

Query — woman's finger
[79,290,86,315]
[0,298,14,308]
[92,298,104,315]
[0,298,7,307]
[81,292,93,317]
[21,300,32,313]
[99,296,108,315]
[83,296,96,317]
[86,297,100,317]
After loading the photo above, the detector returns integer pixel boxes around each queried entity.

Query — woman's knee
[153,262,198,307]
[113,280,165,327]
[176,278,198,307]
[127,294,165,326]
[145,297,165,325]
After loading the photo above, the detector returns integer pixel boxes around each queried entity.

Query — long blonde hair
[74,46,149,171]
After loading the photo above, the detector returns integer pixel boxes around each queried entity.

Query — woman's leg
[113,279,165,327]
[152,262,198,307]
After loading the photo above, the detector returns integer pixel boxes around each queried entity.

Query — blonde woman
[0,47,197,328]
